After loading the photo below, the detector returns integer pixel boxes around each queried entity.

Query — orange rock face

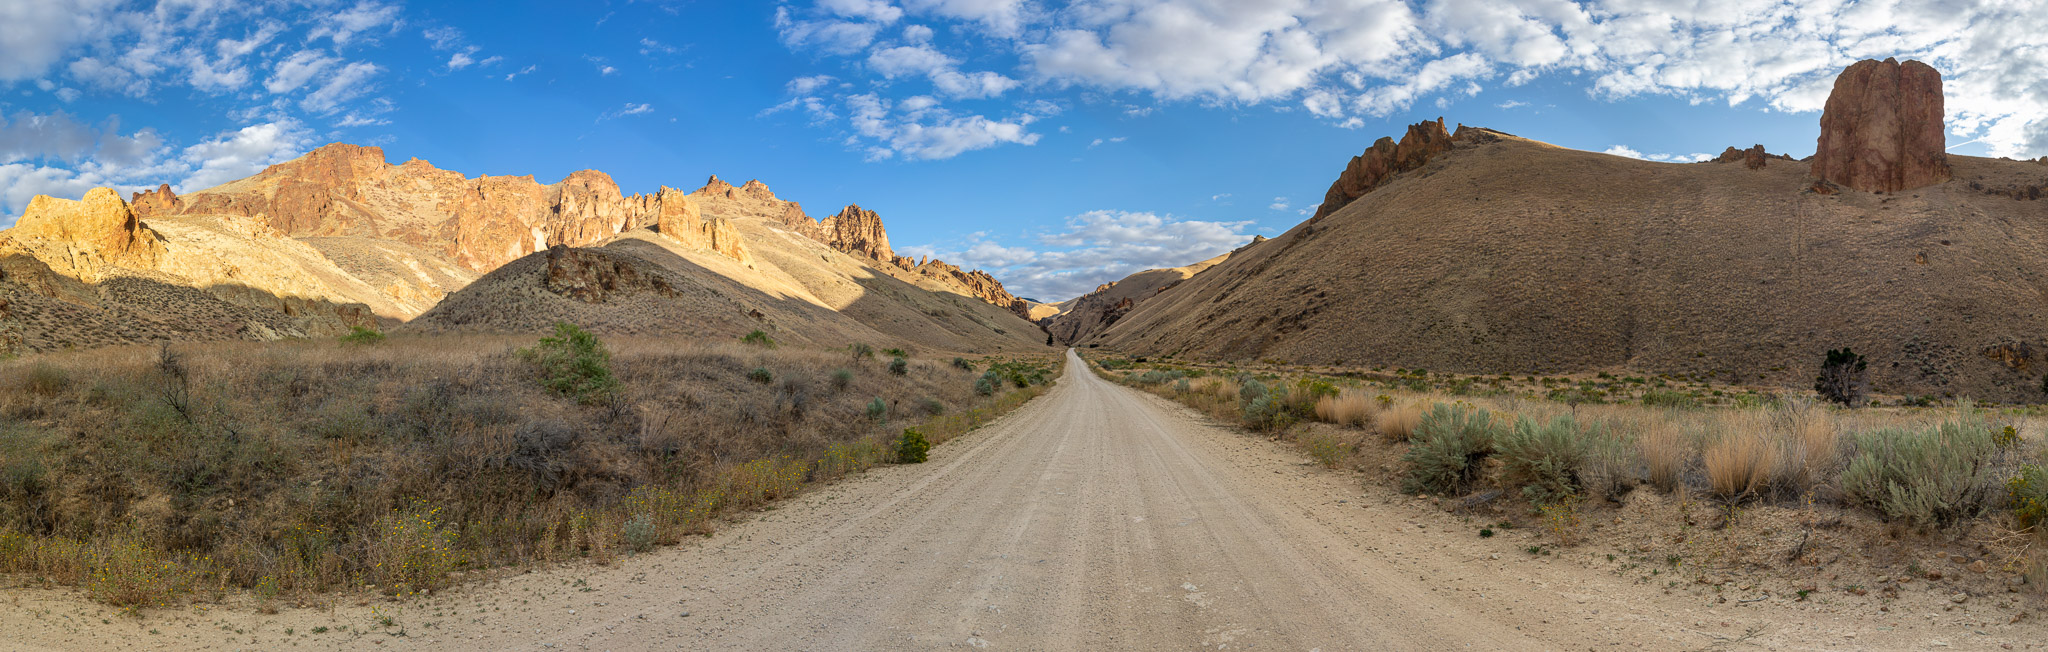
[10,188,163,268]
[1713,145,1784,170]
[1313,118,1460,221]
[1811,58,1950,193]
[160,144,749,272]
[820,204,894,263]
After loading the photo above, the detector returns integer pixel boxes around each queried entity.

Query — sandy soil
[3,349,2042,650]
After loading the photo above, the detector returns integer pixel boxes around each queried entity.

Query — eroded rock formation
[9,188,163,272]
[1811,58,1949,193]
[542,244,678,303]
[1712,145,1792,170]
[1313,118,1460,221]
[820,204,894,263]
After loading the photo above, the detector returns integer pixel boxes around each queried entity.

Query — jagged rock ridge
[1312,117,1461,221]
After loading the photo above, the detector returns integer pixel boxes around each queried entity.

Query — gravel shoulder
[2,349,2041,650]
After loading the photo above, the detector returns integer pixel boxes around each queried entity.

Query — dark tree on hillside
[1814,348,1868,406]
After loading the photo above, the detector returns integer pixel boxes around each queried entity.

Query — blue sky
[2,1,2044,301]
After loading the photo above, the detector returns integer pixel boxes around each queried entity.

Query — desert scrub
[951,357,974,371]
[1498,414,1589,505]
[888,356,909,376]
[831,368,854,390]
[339,326,386,345]
[867,396,888,421]
[1401,403,1500,495]
[1839,404,2001,528]
[1300,430,1353,469]
[1314,389,1375,427]
[22,363,69,396]
[1704,418,1782,501]
[366,502,460,598]
[748,367,774,384]
[519,323,620,404]
[975,374,997,396]
[2010,465,2048,529]
[896,428,932,463]
[848,343,876,362]
[88,539,197,611]
[622,513,657,553]
[740,330,777,349]
[1376,402,1426,442]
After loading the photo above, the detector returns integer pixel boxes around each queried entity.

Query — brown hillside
[1046,250,1234,344]
[407,220,1047,354]
[1093,126,2048,402]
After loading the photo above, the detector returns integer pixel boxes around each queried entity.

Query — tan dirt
[2,350,2041,650]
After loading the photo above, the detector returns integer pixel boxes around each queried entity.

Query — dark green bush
[866,397,888,421]
[919,398,946,416]
[974,375,997,396]
[951,357,974,371]
[1815,347,1868,406]
[1401,403,1501,495]
[882,348,909,358]
[740,330,777,349]
[896,428,931,463]
[849,343,875,362]
[748,367,774,384]
[888,357,909,376]
[831,368,854,391]
[1640,390,1698,409]
[518,323,619,404]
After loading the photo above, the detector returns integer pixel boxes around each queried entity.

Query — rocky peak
[7,188,163,271]
[1312,117,1460,221]
[1712,145,1793,170]
[1811,58,1949,193]
[820,204,893,262]
[129,183,182,216]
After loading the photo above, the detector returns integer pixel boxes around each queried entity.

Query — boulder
[1713,145,1779,170]
[1811,58,1949,193]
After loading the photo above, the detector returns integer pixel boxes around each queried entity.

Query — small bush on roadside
[87,540,190,610]
[748,367,774,384]
[1314,390,1375,427]
[1498,414,1589,505]
[1401,403,1500,495]
[896,428,931,463]
[1301,431,1352,469]
[888,357,909,376]
[622,514,657,553]
[339,326,386,345]
[1840,404,2000,527]
[741,330,777,349]
[2010,465,2048,530]
[518,323,619,404]
[975,375,997,396]
[1376,402,1426,442]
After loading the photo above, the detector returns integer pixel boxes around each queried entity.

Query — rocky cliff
[820,204,895,263]
[139,144,752,274]
[1811,58,1949,193]
[1312,118,1461,221]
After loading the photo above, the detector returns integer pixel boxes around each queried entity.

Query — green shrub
[740,330,777,349]
[951,357,974,371]
[339,326,386,345]
[986,360,1053,387]
[849,343,875,362]
[866,397,887,421]
[1301,431,1352,469]
[518,323,619,404]
[896,428,931,463]
[1640,390,1698,409]
[1401,403,1500,495]
[1498,415,1589,504]
[2010,465,2048,529]
[974,375,997,396]
[748,367,774,384]
[1839,404,2000,527]
[882,348,909,358]
[919,397,945,416]
[831,368,854,391]
[622,513,657,553]
[888,357,909,376]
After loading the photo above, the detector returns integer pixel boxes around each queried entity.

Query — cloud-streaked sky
[3,0,2044,301]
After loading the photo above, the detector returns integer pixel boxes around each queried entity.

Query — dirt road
[6,349,2039,650]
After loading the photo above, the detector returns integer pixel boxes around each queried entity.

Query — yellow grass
[1376,401,1426,442]
[1638,419,1690,492]
[1314,389,1376,427]
[1704,413,1783,500]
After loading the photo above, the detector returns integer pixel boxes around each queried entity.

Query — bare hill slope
[1093,126,2048,401]
[1046,250,1235,344]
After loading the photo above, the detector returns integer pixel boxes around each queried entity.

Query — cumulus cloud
[904,210,1258,301]
[1603,145,1713,162]
[301,61,382,114]
[0,118,311,227]
[773,0,2048,157]
[840,93,1042,160]
[310,2,403,46]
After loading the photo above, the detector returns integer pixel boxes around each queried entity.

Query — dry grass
[1314,389,1376,427]
[1638,420,1690,492]
[1376,402,1426,442]
[1704,413,1784,500]
[0,335,1059,607]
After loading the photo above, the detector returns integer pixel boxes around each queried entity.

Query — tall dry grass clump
[1314,389,1376,427]
[1638,419,1690,492]
[1703,413,1783,500]
[1376,401,1426,442]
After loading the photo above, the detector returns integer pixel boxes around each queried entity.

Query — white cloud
[301,61,381,114]
[773,0,2048,157]
[1268,196,1289,211]
[843,93,1041,160]
[1602,145,1644,159]
[638,38,681,56]
[0,118,311,224]
[266,50,337,94]
[819,0,903,24]
[0,111,100,164]
[907,209,1258,300]
[177,121,313,190]
[1496,100,1528,109]
[310,2,402,46]
[448,52,476,70]
[1086,136,1125,148]
[423,26,463,50]
[599,103,655,122]
[788,74,838,94]
[506,64,536,81]
[0,0,117,82]
[1603,145,1713,162]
